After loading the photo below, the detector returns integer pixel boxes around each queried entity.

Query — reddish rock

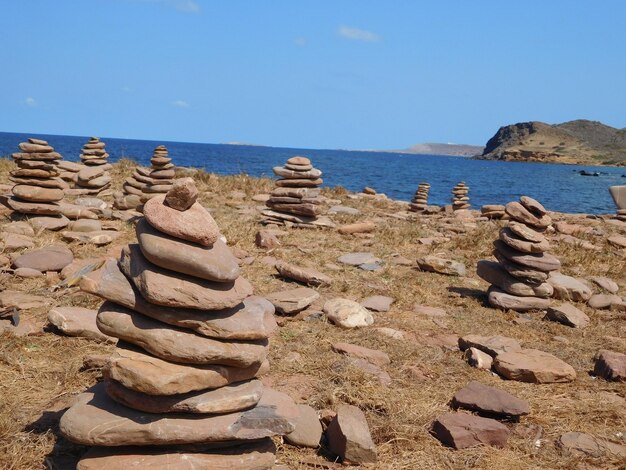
[331,342,390,367]
[458,334,521,357]
[284,404,323,448]
[593,349,626,381]
[164,177,198,211]
[493,349,576,383]
[431,412,510,449]
[13,245,73,272]
[361,295,394,312]
[326,404,377,464]
[451,381,530,418]
[545,303,590,328]
[275,261,331,286]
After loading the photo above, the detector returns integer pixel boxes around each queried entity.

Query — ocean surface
[1,131,624,214]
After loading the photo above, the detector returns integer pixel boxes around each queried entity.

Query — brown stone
[105,378,263,414]
[431,412,510,449]
[105,344,269,395]
[13,245,73,272]
[119,244,253,310]
[284,404,323,448]
[494,240,561,272]
[80,259,276,340]
[136,218,240,282]
[286,156,311,165]
[458,334,521,357]
[331,342,390,366]
[547,272,592,302]
[488,287,552,311]
[451,381,530,418]
[143,195,220,247]
[593,349,626,381]
[493,349,576,383]
[500,227,550,253]
[6,198,61,215]
[545,303,590,328]
[557,432,626,458]
[326,404,377,464]
[275,260,331,286]
[505,201,551,228]
[164,177,198,211]
[60,382,297,446]
[477,260,553,297]
[266,287,319,315]
[48,306,116,343]
[338,221,376,235]
[96,302,268,367]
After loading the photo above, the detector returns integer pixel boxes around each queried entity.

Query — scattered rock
[589,276,619,294]
[593,349,626,381]
[255,230,281,249]
[48,307,116,343]
[13,245,73,272]
[266,287,319,315]
[545,303,590,328]
[417,256,466,276]
[326,404,377,464]
[275,261,331,286]
[458,334,521,357]
[464,347,493,369]
[360,295,394,312]
[324,298,374,328]
[284,404,323,448]
[547,272,592,302]
[414,304,447,318]
[331,342,390,367]
[493,349,576,383]
[557,431,626,458]
[338,221,376,235]
[451,381,530,418]
[431,412,510,449]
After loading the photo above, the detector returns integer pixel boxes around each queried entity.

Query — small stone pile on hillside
[262,156,331,228]
[6,138,67,216]
[75,137,112,195]
[451,182,470,210]
[481,204,507,219]
[477,196,560,312]
[61,178,295,469]
[116,145,175,210]
[409,183,430,212]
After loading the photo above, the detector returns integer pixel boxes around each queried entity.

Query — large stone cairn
[6,138,67,216]
[262,156,325,227]
[76,137,112,194]
[409,182,430,212]
[477,196,561,312]
[60,178,296,468]
[451,181,470,210]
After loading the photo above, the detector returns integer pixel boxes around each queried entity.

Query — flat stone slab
[105,378,263,414]
[97,302,268,367]
[547,272,592,302]
[60,382,297,446]
[143,195,219,247]
[414,304,447,317]
[431,412,510,449]
[119,244,253,310]
[275,261,331,287]
[417,256,466,276]
[136,218,240,282]
[494,240,561,272]
[337,252,380,267]
[76,439,277,470]
[331,342,390,366]
[545,303,590,328]
[13,245,73,272]
[493,349,576,383]
[458,334,521,357]
[266,287,319,315]
[48,306,116,343]
[327,404,377,464]
[105,344,270,395]
[81,259,275,340]
[324,298,374,328]
[361,295,394,312]
[594,349,626,381]
[488,286,552,312]
[557,431,626,458]
[0,290,51,310]
[61,230,121,246]
[451,381,530,418]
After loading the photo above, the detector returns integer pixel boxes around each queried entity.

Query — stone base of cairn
[477,196,561,312]
[409,183,430,212]
[261,156,332,228]
[75,137,112,195]
[115,145,175,210]
[452,182,470,210]
[5,138,68,217]
[61,178,297,469]
[481,204,507,219]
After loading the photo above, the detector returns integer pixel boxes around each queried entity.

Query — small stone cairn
[116,145,175,210]
[75,137,112,195]
[451,181,470,210]
[262,156,329,228]
[6,138,67,216]
[609,186,626,221]
[60,178,295,468]
[409,183,430,212]
[477,196,561,312]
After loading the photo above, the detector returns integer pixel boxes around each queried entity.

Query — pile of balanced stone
[262,156,329,228]
[117,145,175,210]
[609,185,626,221]
[409,183,430,212]
[61,177,296,469]
[480,204,507,220]
[6,138,68,217]
[477,196,560,311]
[451,182,470,210]
[75,137,112,195]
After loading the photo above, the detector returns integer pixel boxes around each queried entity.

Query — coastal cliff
[476,120,626,166]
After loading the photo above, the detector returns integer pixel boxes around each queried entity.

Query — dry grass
[0,160,625,469]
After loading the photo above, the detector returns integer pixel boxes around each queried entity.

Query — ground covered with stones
[0,158,624,469]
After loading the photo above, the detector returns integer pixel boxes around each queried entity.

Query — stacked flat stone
[481,204,507,219]
[122,145,175,204]
[609,186,626,221]
[76,137,112,195]
[451,182,470,210]
[60,178,295,469]
[409,183,430,212]
[262,156,325,227]
[6,138,67,216]
[477,196,560,312]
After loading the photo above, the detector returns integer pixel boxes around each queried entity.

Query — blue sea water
[1,131,623,214]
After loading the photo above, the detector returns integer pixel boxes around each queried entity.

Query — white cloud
[171,99,190,108]
[294,37,307,47]
[338,25,381,43]
[24,97,37,107]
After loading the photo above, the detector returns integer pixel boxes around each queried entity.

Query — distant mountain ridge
[476,119,626,166]
[392,142,484,157]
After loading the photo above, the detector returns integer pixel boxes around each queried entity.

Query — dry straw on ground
[0,159,624,469]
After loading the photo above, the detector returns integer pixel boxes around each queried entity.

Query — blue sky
[1,0,625,149]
